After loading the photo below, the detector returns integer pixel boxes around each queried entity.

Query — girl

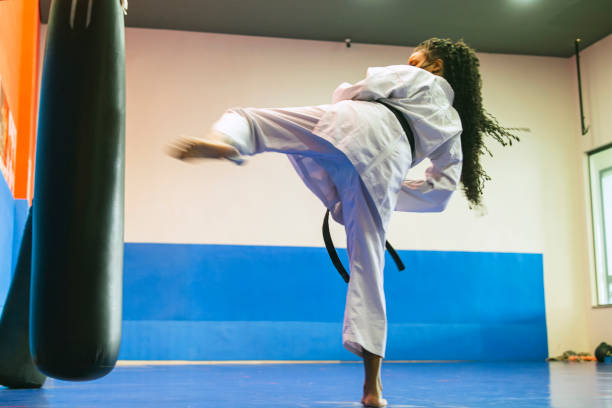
[168,38,518,407]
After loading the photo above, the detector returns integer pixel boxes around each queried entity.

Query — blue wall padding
[0,170,30,315]
[11,199,29,277]
[121,321,346,360]
[123,244,347,322]
[121,243,547,361]
[0,175,14,313]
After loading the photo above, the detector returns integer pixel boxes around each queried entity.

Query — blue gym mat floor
[1,361,611,407]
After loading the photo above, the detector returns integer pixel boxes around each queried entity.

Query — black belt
[323,100,412,283]
[323,210,405,283]
[376,99,416,158]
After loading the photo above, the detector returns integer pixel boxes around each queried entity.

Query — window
[589,145,612,306]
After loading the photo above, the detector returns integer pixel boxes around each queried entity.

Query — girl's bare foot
[361,395,388,408]
[166,134,244,164]
[362,349,387,407]
[361,380,387,407]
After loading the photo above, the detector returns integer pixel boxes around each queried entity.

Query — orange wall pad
[0,0,40,200]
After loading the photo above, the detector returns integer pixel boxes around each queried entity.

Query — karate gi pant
[213,105,395,358]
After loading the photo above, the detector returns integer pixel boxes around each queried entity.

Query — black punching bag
[31,0,126,381]
[0,209,46,388]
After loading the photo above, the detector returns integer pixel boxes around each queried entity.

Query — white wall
[120,28,593,356]
[571,34,612,350]
[38,24,596,356]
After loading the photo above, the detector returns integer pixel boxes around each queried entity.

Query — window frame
[587,142,612,307]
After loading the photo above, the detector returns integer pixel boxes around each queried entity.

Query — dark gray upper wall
[40,0,611,57]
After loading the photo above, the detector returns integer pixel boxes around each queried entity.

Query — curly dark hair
[415,38,520,208]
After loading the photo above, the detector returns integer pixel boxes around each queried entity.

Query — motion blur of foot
[166,132,244,164]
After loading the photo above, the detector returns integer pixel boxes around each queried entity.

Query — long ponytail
[416,38,520,208]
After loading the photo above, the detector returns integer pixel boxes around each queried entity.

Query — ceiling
[40,0,611,57]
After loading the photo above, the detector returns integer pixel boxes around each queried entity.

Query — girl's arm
[396,135,463,213]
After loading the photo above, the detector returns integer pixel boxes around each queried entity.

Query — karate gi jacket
[330,65,463,213]
[296,64,462,229]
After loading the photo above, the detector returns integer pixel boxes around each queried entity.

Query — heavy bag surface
[0,209,47,388]
[31,0,125,381]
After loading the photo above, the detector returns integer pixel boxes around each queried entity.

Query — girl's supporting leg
[329,170,388,407]
[362,349,386,407]
[335,174,388,360]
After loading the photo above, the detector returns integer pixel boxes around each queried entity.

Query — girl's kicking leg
[166,132,242,163]
[167,106,337,163]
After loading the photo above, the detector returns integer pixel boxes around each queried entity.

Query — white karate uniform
[213,65,463,358]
